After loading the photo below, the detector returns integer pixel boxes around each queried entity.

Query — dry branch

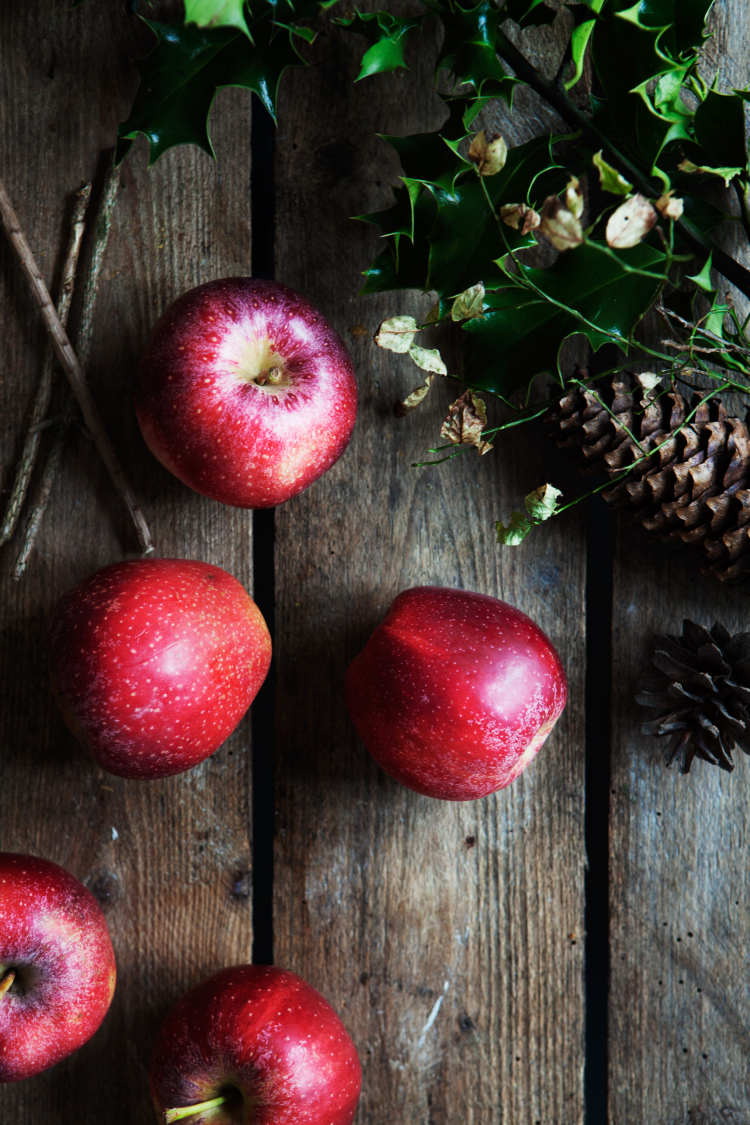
[0,184,91,545]
[13,160,125,571]
[0,170,153,555]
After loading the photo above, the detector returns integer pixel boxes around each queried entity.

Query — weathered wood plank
[608,4,750,1121]
[0,5,255,1120]
[273,17,587,1124]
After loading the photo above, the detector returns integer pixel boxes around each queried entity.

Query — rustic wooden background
[0,2,747,1123]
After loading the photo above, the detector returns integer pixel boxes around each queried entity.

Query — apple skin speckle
[135,278,358,509]
[0,853,116,1083]
[48,558,272,780]
[149,965,361,1125]
[344,586,567,801]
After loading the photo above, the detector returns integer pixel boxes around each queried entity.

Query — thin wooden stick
[12,161,127,572]
[76,160,121,373]
[0,171,153,555]
[12,399,76,581]
[1,184,91,545]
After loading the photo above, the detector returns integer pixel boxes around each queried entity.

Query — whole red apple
[134,278,358,509]
[0,852,116,1082]
[49,558,272,780]
[345,585,567,800]
[149,965,362,1125]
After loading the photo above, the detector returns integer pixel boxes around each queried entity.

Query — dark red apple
[134,278,358,509]
[0,852,116,1082]
[345,585,567,800]
[49,558,272,780]
[149,965,362,1125]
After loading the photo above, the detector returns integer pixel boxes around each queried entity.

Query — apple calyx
[254,365,286,387]
[164,1094,234,1123]
[0,969,16,998]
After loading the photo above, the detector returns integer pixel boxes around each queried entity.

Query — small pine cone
[635,620,750,774]
[545,370,750,585]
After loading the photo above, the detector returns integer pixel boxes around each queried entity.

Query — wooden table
[0,3,748,1122]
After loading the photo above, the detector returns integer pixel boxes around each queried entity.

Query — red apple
[0,852,116,1082]
[345,585,567,800]
[134,278,358,509]
[149,965,362,1125]
[49,558,272,780]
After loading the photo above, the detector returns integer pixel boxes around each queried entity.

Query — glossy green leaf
[691,89,747,172]
[460,240,667,399]
[425,136,566,296]
[435,0,516,102]
[185,0,252,37]
[566,16,597,89]
[116,13,306,163]
[503,0,557,29]
[336,10,425,80]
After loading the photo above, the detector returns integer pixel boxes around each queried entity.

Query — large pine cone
[636,620,750,774]
[546,371,750,584]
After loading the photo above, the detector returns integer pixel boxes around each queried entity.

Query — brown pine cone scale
[546,371,750,584]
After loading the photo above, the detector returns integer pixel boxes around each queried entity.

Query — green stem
[493,29,750,300]
[164,1095,232,1123]
[551,380,734,517]
[0,970,15,998]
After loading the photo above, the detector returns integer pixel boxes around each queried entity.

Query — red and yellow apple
[135,278,358,509]
[149,965,362,1124]
[345,585,567,800]
[49,558,271,780]
[0,852,116,1082]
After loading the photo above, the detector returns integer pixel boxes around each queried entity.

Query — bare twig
[0,170,153,555]
[0,185,91,545]
[76,160,121,372]
[12,161,126,570]
[12,398,76,581]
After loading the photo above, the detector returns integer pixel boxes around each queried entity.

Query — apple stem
[255,366,285,387]
[163,1094,232,1123]
[0,970,16,998]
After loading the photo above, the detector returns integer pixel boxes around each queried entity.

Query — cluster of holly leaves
[342,0,750,397]
[332,0,750,537]
[115,0,332,164]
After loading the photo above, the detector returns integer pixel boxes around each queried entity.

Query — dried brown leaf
[440,390,493,453]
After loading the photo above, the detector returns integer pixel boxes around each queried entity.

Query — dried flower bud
[499,203,541,234]
[655,193,684,221]
[606,193,657,249]
[539,195,584,252]
[564,177,584,221]
[468,130,508,176]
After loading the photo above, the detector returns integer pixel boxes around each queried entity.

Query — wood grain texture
[608,5,750,1122]
[273,16,587,1125]
[0,5,256,1121]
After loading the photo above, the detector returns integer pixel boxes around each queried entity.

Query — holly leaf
[565,0,605,90]
[116,11,308,164]
[460,240,668,400]
[185,0,252,37]
[502,0,557,29]
[424,136,569,296]
[435,0,516,102]
[336,10,425,80]
[690,89,748,175]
